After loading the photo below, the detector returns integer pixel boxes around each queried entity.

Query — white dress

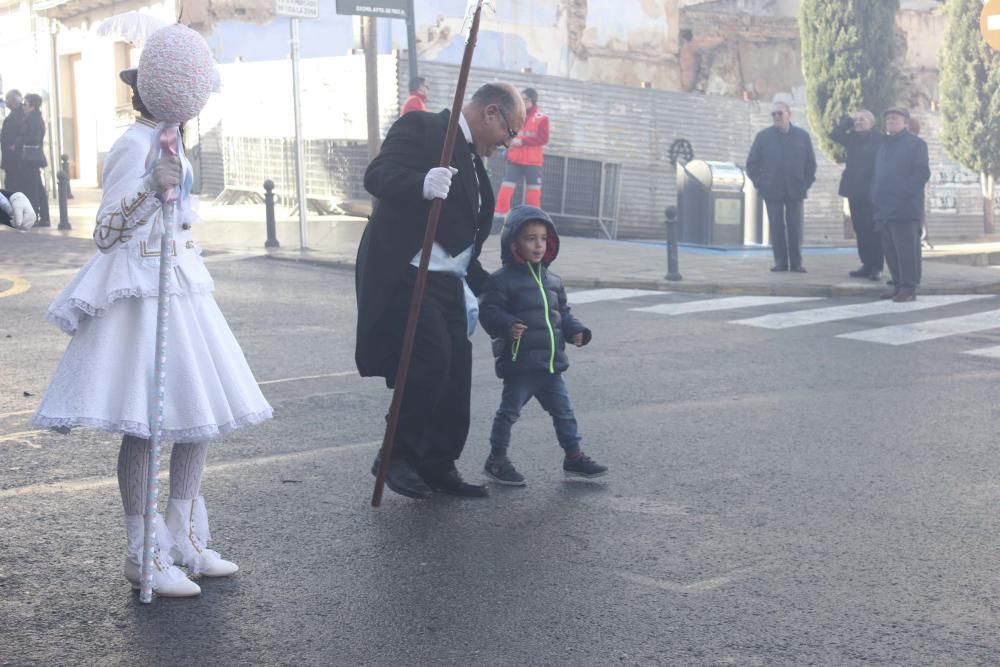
[32,120,273,441]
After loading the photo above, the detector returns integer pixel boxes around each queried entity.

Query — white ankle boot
[165,496,239,577]
[123,514,201,597]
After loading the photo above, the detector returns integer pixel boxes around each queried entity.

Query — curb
[260,252,1000,298]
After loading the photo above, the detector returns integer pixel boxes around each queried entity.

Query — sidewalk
[30,187,1000,297]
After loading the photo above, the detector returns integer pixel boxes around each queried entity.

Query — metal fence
[221,136,368,208]
[486,154,623,238]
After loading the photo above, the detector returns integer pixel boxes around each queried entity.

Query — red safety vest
[401,93,427,116]
[506,106,549,166]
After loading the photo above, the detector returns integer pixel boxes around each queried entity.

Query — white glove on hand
[9,192,36,230]
[422,166,458,201]
[146,155,183,198]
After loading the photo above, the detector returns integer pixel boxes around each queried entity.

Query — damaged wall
[180,0,272,33]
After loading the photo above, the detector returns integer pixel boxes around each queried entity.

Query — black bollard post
[264,180,280,248]
[60,155,73,199]
[57,170,71,230]
[665,205,682,281]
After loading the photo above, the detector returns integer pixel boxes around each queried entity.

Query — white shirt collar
[458,111,473,148]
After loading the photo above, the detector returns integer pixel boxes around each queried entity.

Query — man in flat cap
[870,107,930,302]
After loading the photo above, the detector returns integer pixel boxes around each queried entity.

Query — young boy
[479,205,608,485]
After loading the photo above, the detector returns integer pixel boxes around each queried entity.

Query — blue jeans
[489,371,581,456]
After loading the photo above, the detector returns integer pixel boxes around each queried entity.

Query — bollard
[264,180,280,248]
[60,155,73,199]
[665,205,682,281]
[57,170,71,230]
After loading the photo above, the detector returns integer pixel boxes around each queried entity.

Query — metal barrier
[220,136,368,212]
[486,153,623,239]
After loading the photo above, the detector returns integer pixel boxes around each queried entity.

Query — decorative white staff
[134,23,217,603]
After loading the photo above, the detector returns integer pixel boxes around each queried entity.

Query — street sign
[982,0,1000,52]
[276,0,319,19]
[335,0,408,19]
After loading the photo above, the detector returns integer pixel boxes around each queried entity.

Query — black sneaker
[484,455,526,486]
[563,453,608,478]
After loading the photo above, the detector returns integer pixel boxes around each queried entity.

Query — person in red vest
[401,76,427,115]
[496,88,549,214]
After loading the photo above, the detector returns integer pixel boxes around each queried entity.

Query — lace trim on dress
[31,409,273,441]
[47,283,216,335]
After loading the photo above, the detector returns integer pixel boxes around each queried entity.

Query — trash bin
[676,160,747,245]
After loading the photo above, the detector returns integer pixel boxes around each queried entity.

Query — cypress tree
[799,0,899,162]
[939,0,1000,234]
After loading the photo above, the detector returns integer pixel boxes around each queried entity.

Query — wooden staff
[372,1,485,507]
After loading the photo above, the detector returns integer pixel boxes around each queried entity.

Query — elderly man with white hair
[832,109,884,281]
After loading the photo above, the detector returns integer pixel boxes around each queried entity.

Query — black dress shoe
[423,469,489,498]
[371,457,433,500]
[770,266,788,272]
[790,266,807,273]
[849,267,869,278]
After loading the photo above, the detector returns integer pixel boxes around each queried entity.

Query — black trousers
[24,167,49,223]
[879,219,921,290]
[380,267,472,476]
[765,198,804,269]
[848,197,883,273]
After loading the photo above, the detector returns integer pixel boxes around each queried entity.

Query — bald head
[463,82,526,158]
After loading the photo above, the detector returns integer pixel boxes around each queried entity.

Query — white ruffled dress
[32,120,272,441]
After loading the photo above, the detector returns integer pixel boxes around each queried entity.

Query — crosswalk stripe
[837,308,1000,345]
[733,295,993,330]
[570,288,667,304]
[964,345,1000,359]
[631,295,819,316]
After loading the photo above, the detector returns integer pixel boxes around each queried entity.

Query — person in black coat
[831,110,884,280]
[478,205,606,486]
[356,82,526,500]
[1,90,25,192]
[17,93,49,225]
[871,107,930,303]
[746,101,817,273]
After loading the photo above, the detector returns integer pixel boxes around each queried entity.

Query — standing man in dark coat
[831,110,883,280]
[746,101,817,273]
[871,107,930,303]
[356,82,526,500]
[1,90,25,192]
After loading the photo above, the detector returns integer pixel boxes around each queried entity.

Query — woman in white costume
[32,69,272,597]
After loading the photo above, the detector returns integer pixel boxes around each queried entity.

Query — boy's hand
[571,332,585,346]
[511,323,527,340]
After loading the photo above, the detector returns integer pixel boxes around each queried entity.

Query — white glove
[9,192,36,230]
[146,155,183,198]
[422,166,458,201]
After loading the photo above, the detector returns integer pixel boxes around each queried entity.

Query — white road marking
[838,308,1000,345]
[617,569,752,593]
[631,295,819,316]
[257,371,357,386]
[0,429,45,444]
[0,410,37,419]
[964,345,1000,359]
[569,288,667,304]
[734,295,992,329]
[0,440,380,499]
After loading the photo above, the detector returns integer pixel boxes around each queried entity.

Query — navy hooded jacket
[479,206,591,379]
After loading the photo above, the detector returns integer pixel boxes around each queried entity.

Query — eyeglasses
[771,111,785,118]
[496,105,518,141]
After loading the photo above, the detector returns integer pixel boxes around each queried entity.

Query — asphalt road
[3,230,1000,665]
